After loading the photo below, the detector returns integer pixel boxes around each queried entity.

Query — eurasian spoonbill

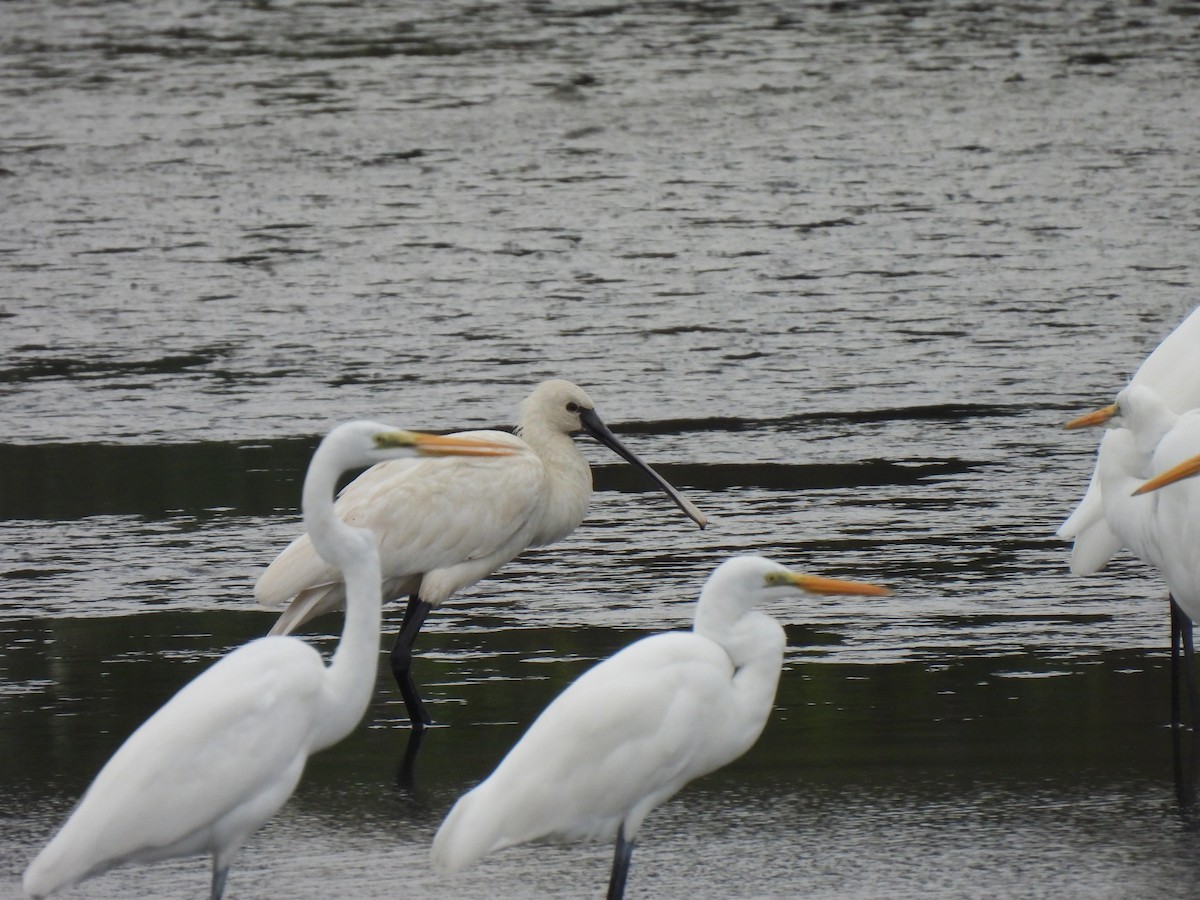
[255,380,707,727]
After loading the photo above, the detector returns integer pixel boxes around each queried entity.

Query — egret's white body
[430,556,889,898]
[23,423,513,899]
[1100,411,1200,622]
[1094,407,1200,724]
[255,380,706,726]
[1061,385,1182,574]
[1059,305,1200,575]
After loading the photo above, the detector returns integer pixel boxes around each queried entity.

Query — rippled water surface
[3,1,1200,897]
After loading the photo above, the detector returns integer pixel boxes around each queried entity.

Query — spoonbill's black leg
[1170,596,1200,729]
[391,595,433,728]
[397,725,427,792]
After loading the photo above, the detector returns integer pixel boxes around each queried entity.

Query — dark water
[3,0,1200,897]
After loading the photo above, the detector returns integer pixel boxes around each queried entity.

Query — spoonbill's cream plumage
[255,380,707,727]
[23,423,515,900]
[1059,305,1200,575]
[430,555,890,899]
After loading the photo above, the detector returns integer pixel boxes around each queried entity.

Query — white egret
[1095,408,1200,724]
[1061,383,1182,572]
[255,380,707,728]
[430,555,890,899]
[1121,414,1200,620]
[23,423,516,900]
[1059,304,1200,575]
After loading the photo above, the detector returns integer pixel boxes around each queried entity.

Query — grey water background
[2,0,1200,896]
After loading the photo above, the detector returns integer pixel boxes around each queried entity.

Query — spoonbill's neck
[517,421,592,546]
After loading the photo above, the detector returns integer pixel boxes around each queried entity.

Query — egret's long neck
[1135,407,1180,458]
[694,587,786,758]
[1097,429,1157,558]
[516,418,591,546]
[302,441,384,752]
[1097,429,1146,500]
[693,577,747,650]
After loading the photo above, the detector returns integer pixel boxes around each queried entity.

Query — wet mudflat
[3,0,1200,896]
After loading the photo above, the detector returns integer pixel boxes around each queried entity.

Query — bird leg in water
[210,860,229,900]
[1171,599,1185,726]
[391,596,434,728]
[396,724,427,792]
[1170,713,1200,812]
[1170,597,1200,728]
[607,824,635,900]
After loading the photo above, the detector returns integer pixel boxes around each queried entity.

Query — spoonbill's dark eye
[566,402,579,412]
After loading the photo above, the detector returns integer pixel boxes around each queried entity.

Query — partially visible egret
[255,380,707,728]
[1096,409,1200,723]
[23,423,516,900]
[1060,384,1182,573]
[1130,437,1200,794]
[1059,305,1200,575]
[430,555,890,899]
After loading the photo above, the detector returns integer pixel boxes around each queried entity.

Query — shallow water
[3,0,1200,897]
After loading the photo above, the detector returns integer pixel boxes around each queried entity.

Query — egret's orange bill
[789,573,892,596]
[1064,402,1118,430]
[1133,453,1200,496]
[380,431,519,457]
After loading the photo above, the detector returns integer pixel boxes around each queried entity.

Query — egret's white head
[1065,384,1174,437]
[704,556,890,603]
[694,556,890,639]
[323,420,519,468]
[1113,385,1178,453]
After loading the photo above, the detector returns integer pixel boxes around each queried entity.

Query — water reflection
[6,609,1200,897]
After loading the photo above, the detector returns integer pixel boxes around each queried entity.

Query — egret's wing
[431,633,733,873]
[1067,516,1124,576]
[1130,305,1200,411]
[256,431,543,623]
[1058,468,1102,540]
[1058,466,1125,575]
[28,639,321,890]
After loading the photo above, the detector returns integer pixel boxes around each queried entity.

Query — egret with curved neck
[23,422,515,900]
[430,555,890,899]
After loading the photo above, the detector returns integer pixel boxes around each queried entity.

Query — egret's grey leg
[607,824,635,900]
